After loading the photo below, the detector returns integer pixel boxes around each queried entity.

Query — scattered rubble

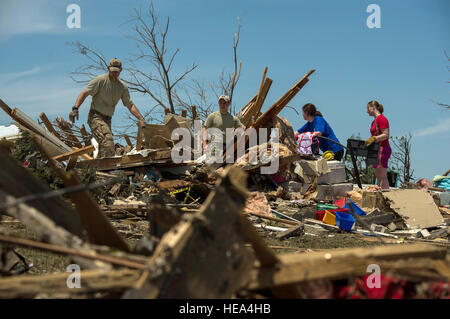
[0,67,449,300]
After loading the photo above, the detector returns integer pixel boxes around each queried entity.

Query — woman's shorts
[373,145,392,169]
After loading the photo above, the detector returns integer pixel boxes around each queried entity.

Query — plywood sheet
[383,189,444,229]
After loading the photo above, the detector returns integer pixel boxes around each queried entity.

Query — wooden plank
[156,179,191,189]
[10,108,72,152]
[125,166,255,299]
[75,149,172,170]
[66,155,78,170]
[52,145,95,161]
[276,225,304,240]
[55,117,83,148]
[247,244,447,291]
[241,68,272,127]
[124,134,133,147]
[253,69,315,130]
[80,124,90,146]
[0,147,84,237]
[30,138,130,252]
[39,112,64,142]
[0,268,141,298]
[0,233,145,269]
[74,146,94,160]
[57,170,130,252]
[136,125,143,150]
[0,98,13,116]
[1,195,101,269]
[245,211,299,226]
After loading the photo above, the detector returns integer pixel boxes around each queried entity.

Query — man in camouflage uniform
[70,58,145,157]
[202,95,244,158]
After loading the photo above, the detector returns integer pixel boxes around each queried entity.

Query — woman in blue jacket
[295,103,344,160]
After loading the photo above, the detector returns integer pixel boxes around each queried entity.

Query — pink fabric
[372,145,391,169]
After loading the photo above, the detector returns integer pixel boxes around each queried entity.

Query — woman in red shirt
[365,100,391,189]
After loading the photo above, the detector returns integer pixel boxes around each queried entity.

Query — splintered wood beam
[253,69,315,130]
[72,146,94,160]
[66,155,78,170]
[136,126,143,150]
[0,98,13,116]
[0,268,141,298]
[0,234,145,270]
[124,135,133,147]
[31,139,130,252]
[124,166,256,299]
[58,170,130,252]
[192,106,198,120]
[247,244,447,291]
[75,149,172,170]
[55,118,83,148]
[240,78,273,128]
[52,145,95,161]
[80,124,90,146]
[1,195,101,269]
[8,108,72,152]
[0,146,84,237]
[39,112,64,142]
[223,69,313,173]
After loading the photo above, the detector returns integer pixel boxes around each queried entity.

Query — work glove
[321,150,335,161]
[69,107,79,124]
[365,136,377,147]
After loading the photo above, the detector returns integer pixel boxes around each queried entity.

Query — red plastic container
[335,198,346,208]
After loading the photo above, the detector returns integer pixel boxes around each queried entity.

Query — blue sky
[0,0,449,180]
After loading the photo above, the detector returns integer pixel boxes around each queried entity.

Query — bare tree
[69,1,244,134]
[391,134,414,185]
[210,18,242,115]
[126,3,198,114]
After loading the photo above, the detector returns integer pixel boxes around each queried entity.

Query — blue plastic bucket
[344,199,366,216]
[335,211,355,231]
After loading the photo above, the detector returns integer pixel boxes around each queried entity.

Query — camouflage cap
[108,58,122,72]
[218,95,230,103]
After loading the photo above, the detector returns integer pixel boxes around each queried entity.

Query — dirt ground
[1,215,429,276]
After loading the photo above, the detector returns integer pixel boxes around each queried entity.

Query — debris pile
[0,68,449,299]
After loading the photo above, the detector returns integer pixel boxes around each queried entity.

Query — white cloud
[0,0,66,43]
[0,66,43,85]
[414,117,450,137]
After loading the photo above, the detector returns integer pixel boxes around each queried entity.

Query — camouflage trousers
[87,109,115,158]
